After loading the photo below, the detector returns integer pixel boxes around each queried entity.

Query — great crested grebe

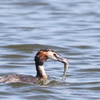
[0,49,68,84]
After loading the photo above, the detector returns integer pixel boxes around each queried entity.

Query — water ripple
[0,0,100,100]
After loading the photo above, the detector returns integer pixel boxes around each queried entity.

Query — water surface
[0,0,100,100]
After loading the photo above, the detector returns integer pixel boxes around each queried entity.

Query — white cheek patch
[47,52,57,61]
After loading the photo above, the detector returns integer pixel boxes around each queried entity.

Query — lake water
[0,0,100,100]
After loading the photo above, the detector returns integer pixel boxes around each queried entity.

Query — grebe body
[0,49,68,84]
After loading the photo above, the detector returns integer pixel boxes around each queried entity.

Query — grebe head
[35,49,68,64]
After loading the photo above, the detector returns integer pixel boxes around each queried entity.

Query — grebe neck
[35,63,47,79]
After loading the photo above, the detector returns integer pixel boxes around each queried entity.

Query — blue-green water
[0,0,100,100]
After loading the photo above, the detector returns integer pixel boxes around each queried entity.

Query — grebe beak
[54,54,68,65]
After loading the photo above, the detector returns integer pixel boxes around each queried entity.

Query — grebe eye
[53,53,57,57]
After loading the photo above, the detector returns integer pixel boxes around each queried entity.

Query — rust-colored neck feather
[34,51,48,78]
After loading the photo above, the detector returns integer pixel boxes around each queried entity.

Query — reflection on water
[0,0,100,100]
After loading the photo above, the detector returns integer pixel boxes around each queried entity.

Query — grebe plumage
[0,49,68,84]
